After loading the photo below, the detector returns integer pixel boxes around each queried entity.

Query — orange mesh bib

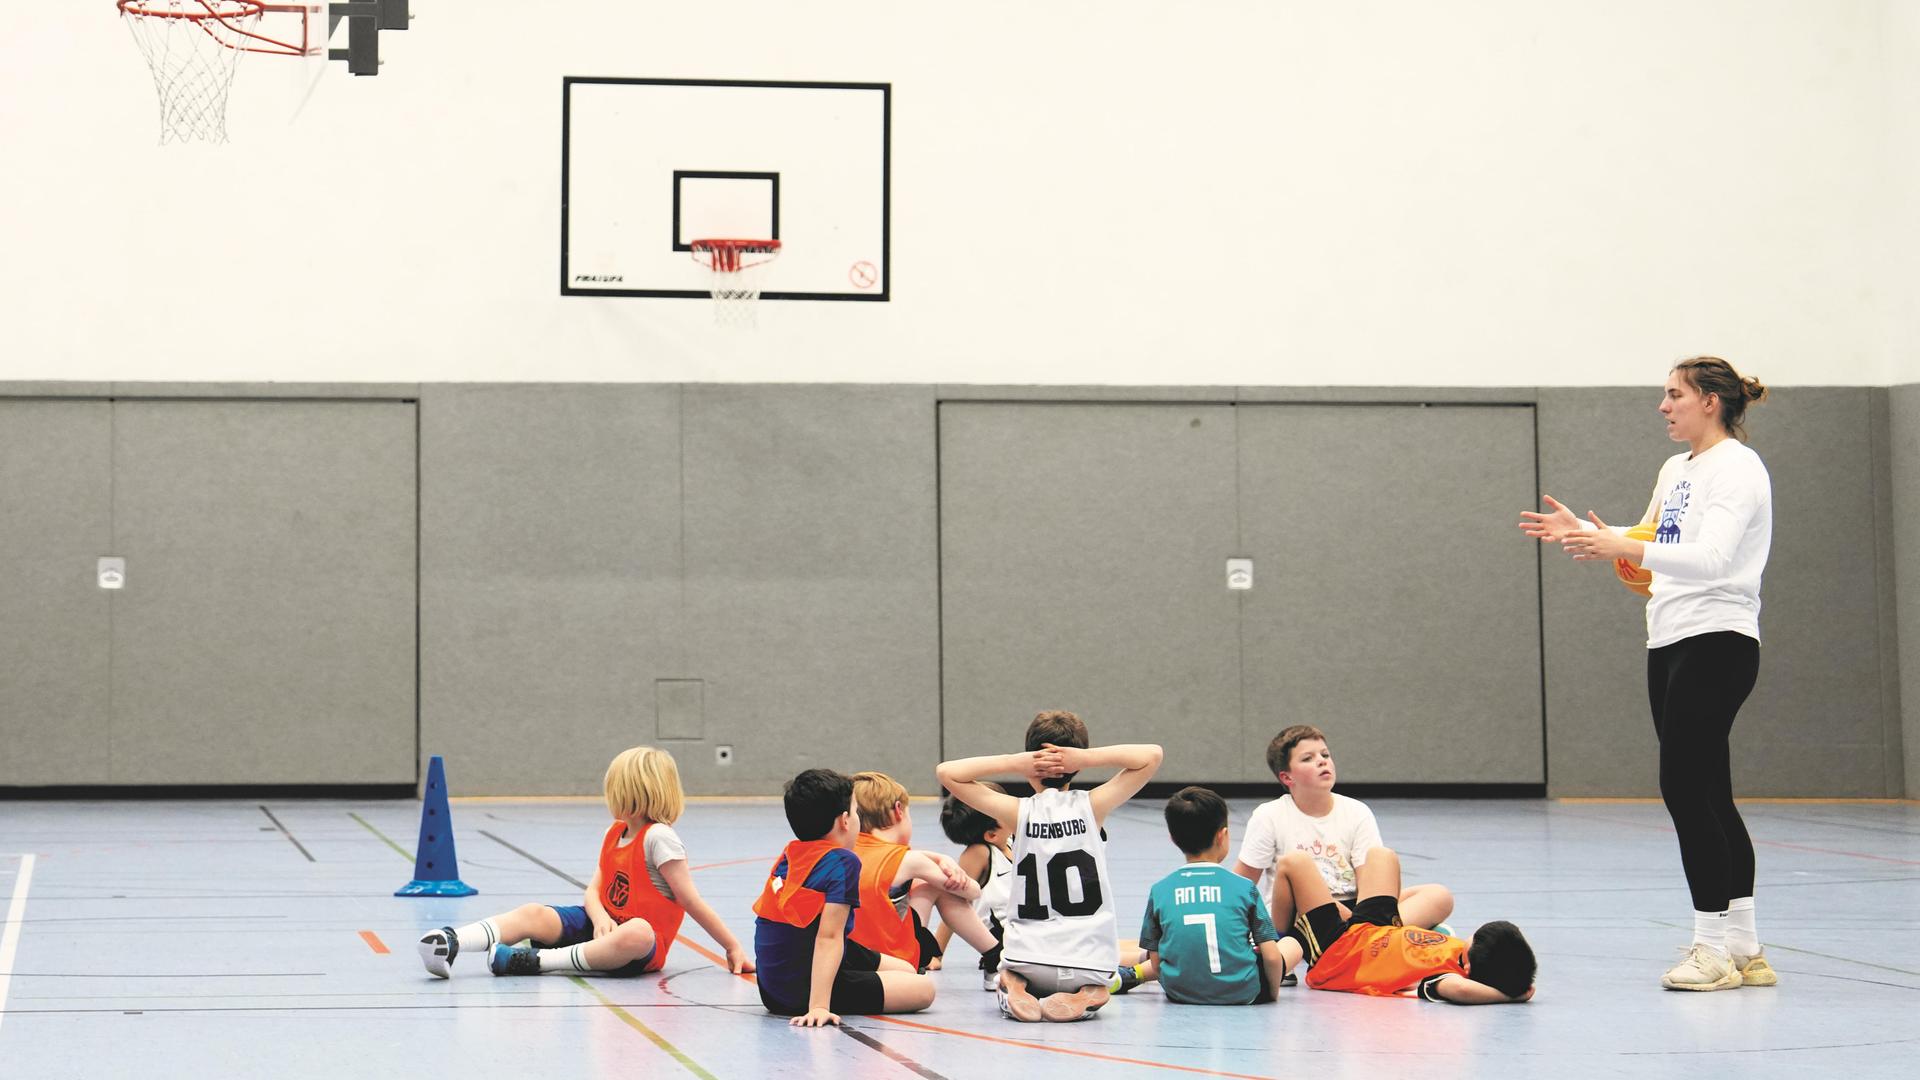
[847,834,918,964]
[1307,925,1469,996]
[752,839,844,928]
[598,822,687,971]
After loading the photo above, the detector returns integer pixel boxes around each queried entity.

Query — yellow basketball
[1614,522,1659,597]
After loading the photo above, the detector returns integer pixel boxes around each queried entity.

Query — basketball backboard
[561,78,890,301]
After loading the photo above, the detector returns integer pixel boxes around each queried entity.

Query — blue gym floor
[2,796,1917,1079]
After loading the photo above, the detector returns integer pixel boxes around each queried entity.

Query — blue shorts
[540,905,656,977]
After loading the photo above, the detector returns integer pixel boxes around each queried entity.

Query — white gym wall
[0,1,1913,386]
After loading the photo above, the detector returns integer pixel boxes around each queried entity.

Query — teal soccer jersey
[1139,863,1278,1005]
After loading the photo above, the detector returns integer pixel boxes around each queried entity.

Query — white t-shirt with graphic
[1235,793,1382,903]
[1626,438,1772,649]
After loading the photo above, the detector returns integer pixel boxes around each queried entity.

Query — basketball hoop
[690,239,781,327]
[118,1,322,144]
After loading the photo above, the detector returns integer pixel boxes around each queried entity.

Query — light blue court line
[0,854,38,1037]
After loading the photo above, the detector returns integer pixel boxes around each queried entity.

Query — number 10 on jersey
[1015,850,1104,918]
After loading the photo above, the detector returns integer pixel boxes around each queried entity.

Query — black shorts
[1253,953,1275,1004]
[1291,895,1402,968]
[758,938,888,1018]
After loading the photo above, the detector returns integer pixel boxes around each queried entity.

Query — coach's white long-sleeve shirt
[1624,438,1772,649]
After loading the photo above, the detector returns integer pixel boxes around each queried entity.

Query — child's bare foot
[1040,984,1109,1022]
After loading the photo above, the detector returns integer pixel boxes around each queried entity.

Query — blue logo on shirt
[1657,481,1690,543]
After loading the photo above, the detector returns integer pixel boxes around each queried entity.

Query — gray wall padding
[1892,384,1920,799]
[0,401,113,785]
[0,397,416,786]
[3,382,1907,796]
[419,384,940,797]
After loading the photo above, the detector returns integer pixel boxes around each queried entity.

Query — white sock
[537,943,593,973]
[1727,897,1758,955]
[1692,909,1729,955]
[453,919,501,955]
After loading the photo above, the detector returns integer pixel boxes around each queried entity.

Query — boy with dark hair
[1234,725,1453,938]
[1274,844,1535,1004]
[1135,787,1287,1005]
[936,710,1162,1023]
[934,783,1015,989]
[752,768,935,1026]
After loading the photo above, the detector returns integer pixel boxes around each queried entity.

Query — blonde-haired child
[846,771,1003,973]
[416,746,753,978]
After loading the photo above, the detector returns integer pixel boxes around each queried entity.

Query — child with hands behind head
[936,709,1162,1023]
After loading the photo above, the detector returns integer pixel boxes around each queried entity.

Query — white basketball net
[691,240,780,328]
[120,1,263,144]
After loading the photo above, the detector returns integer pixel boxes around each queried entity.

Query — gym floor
[2,796,1916,1079]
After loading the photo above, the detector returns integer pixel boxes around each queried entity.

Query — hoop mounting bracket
[327,0,407,75]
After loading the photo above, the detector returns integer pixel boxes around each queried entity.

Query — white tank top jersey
[1629,438,1772,649]
[1001,788,1118,974]
[973,843,1012,925]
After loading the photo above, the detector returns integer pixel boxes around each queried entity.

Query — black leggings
[1647,630,1760,912]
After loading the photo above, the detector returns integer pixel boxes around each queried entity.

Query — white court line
[0,854,37,1037]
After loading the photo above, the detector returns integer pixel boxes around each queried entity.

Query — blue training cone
[394,755,477,897]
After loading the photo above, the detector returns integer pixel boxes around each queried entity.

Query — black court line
[839,1024,955,1080]
[480,830,586,888]
[258,805,315,862]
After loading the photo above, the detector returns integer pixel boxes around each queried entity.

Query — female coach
[1521,357,1773,993]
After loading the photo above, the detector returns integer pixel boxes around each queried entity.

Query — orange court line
[358,930,390,955]
[675,936,756,982]
[871,1014,1277,1080]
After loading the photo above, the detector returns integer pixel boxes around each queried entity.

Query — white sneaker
[1732,952,1779,987]
[981,969,1000,992]
[1661,944,1740,991]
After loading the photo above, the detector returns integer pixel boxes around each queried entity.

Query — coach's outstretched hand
[1519,495,1582,542]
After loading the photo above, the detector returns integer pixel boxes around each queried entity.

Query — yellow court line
[565,975,720,1080]
[348,812,415,861]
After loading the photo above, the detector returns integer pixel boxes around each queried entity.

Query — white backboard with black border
[562,78,890,301]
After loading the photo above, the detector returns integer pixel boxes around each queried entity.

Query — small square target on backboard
[562,78,889,301]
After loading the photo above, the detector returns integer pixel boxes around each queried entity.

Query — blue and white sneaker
[489,943,541,976]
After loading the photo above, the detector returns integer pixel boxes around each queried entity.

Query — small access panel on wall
[561,78,890,302]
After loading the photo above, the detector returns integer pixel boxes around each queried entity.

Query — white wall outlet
[1226,558,1253,590]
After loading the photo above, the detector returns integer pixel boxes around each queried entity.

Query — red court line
[871,1015,1276,1080]
[358,930,390,955]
